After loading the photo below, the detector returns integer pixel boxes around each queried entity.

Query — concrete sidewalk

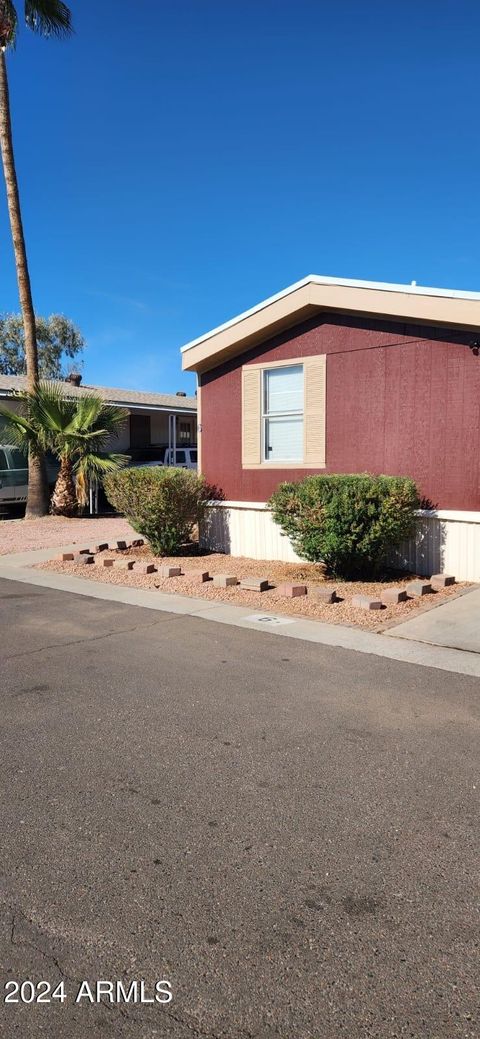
[1,543,480,678]
[388,585,480,653]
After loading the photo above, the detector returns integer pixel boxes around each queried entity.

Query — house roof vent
[176,390,187,396]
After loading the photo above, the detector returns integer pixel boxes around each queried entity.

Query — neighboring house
[181,275,480,579]
[0,373,197,463]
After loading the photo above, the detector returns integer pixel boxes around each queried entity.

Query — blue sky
[0,0,478,394]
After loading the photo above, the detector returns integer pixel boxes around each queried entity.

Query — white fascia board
[111,401,197,414]
[180,274,480,355]
[180,275,313,354]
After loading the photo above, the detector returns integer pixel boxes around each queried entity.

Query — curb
[1,545,480,678]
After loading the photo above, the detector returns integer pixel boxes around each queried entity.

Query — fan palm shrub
[0,381,129,516]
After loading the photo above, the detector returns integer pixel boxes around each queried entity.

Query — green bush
[268,474,420,578]
[104,467,217,556]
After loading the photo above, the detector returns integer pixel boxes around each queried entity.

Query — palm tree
[0,1,73,517]
[0,381,129,517]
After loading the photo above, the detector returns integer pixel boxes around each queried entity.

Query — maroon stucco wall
[200,314,480,510]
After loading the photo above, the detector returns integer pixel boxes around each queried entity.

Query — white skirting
[201,501,303,563]
[201,502,480,581]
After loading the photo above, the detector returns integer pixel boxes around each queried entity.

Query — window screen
[263,366,303,462]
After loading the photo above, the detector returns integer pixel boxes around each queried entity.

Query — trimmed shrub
[268,474,420,578]
[104,467,218,556]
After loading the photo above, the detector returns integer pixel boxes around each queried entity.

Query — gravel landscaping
[37,543,470,631]
[0,515,137,555]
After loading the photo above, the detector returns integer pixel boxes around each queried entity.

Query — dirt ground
[37,543,469,632]
[0,515,136,555]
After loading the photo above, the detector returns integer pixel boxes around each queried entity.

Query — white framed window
[262,365,304,462]
[242,354,326,469]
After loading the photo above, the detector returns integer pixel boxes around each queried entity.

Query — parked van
[163,447,197,470]
[0,447,59,510]
[0,445,28,506]
[130,447,198,472]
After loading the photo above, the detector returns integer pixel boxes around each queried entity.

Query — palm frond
[28,379,76,433]
[97,405,129,436]
[60,429,116,454]
[0,403,43,454]
[24,0,72,38]
[67,393,104,432]
[1,381,130,478]
[67,396,128,438]
[74,452,130,479]
[74,451,128,506]
[75,468,88,508]
[0,1,18,46]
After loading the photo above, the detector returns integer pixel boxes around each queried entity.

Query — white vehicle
[163,447,197,470]
[0,446,60,510]
[131,447,197,471]
[0,445,28,506]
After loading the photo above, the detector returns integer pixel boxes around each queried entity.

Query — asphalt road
[0,578,479,1039]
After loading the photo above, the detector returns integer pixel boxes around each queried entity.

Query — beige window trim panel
[245,357,308,372]
[196,375,202,472]
[241,354,326,470]
[242,367,262,465]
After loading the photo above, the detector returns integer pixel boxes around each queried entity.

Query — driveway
[388,585,480,654]
[0,579,479,1038]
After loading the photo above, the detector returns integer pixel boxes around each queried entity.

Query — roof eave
[0,387,197,413]
[182,278,480,373]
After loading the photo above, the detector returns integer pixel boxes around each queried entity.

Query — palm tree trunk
[51,456,78,517]
[0,48,48,517]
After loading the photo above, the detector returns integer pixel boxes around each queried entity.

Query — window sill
[242,461,326,470]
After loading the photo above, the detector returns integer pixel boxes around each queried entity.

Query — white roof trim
[181,274,480,354]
